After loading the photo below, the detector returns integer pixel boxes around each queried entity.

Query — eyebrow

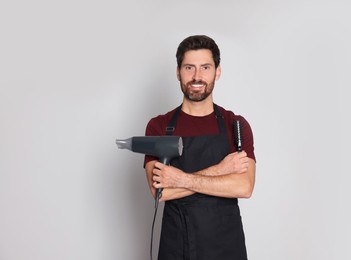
[182,63,213,67]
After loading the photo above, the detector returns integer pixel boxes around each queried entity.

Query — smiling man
[144,35,256,260]
[178,49,219,103]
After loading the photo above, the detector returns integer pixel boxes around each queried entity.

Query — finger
[238,151,247,158]
[242,164,249,173]
[241,157,249,163]
[241,162,249,169]
[152,168,160,175]
[239,168,248,174]
[153,174,160,182]
[153,182,162,189]
[154,162,164,169]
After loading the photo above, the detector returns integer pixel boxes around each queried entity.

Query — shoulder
[215,104,250,126]
[148,106,179,126]
[215,104,238,123]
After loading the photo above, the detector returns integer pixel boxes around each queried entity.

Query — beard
[180,77,216,102]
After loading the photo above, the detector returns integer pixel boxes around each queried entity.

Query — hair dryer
[116,136,183,208]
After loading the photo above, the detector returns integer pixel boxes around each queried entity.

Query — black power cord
[150,203,159,260]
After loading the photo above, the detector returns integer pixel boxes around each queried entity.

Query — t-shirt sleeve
[238,115,256,162]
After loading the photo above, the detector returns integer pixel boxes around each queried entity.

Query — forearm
[159,188,195,201]
[194,151,249,177]
[191,159,256,198]
[159,165,223,201]
[194,164,223,177]
[184,170,254,198]
[153,163,220,201]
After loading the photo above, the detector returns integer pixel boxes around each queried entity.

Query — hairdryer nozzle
[116,138,133,150]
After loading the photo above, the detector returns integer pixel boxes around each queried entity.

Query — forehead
[182,49,214,65]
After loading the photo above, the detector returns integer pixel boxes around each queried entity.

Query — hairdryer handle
[155,188,163,208]
[154,157,171,209]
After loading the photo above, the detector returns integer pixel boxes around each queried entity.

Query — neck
[181,95,214,116]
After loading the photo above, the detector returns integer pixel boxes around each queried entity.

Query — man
[144,35,256,260]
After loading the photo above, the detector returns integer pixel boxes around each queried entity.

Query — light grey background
[0,0,349,259]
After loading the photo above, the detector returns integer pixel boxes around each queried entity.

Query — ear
[176,67,180,81]
[215,65,221,80]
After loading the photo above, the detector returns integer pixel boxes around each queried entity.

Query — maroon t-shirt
[144,104,255,165]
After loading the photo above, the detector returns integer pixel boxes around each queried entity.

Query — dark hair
[176,35,221,68]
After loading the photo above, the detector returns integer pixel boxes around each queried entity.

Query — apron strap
[165,104,226,135]
[165,105,182,135]
[213,104,227,134]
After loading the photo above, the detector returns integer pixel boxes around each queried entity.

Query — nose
[192,68,201,81]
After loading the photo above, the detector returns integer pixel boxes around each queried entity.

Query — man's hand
[216,151,249,175]
[152,162,187,190]
[145,160,195,201]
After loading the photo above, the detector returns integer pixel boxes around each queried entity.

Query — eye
[184,66,193,71]
[202,65,210,70]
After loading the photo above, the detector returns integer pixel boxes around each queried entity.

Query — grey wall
[1,0,349,259]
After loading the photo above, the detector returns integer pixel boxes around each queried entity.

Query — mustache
[186,80,207,86]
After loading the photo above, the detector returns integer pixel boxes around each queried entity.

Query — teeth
[191,84,203,87]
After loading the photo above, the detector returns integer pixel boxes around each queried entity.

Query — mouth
[191,83,204,88]
[188,81,206,90]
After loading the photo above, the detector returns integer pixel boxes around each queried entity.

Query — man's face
[177,49,221,102]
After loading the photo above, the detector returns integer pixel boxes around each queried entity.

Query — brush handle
[234,120,242,152]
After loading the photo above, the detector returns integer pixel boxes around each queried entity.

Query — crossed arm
[144,151,256,201]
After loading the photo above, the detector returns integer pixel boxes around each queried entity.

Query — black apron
[158,104,247,260]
